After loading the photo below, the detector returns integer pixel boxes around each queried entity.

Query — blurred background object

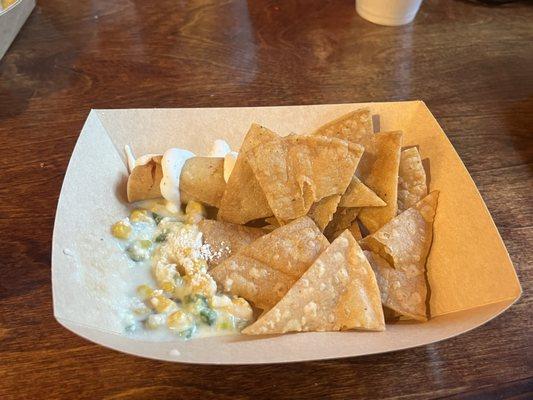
[0,0,35,60]
[356,0,424,26]
[355,0,523,26]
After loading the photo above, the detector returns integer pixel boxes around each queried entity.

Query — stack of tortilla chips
[127,108,439,334]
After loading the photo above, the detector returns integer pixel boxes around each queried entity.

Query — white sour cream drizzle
[160,148,195,213]
[209,139,238,182]
[124,145,137,173]
[210,139,232,157]
[124,145,160,173]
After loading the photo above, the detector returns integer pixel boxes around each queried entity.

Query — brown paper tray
[52,101,521,364]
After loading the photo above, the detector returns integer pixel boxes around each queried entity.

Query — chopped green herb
[152,212,163,224]
[179,325,196,340]
[184,294,208,306]
[200,308,217,326]
[155,232,168,243]
[126,244,147,262]
[125,324,136,333]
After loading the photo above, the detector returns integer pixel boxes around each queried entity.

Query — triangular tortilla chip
[210,217,329,310]
[339,176,386,208]
[358,131,402,233]
[365,251,427,322]
[307,194,342,231]
[313,110,380,221]
[264,217,280,227]
[198,220,266,267]
[127,155,163,202]
[348,220,363,241]
[180,157,226,207]
[217,124,277,224]
[324,207,360,241]
[360,191,439,269]
[247,134,363,221]
[242,230,385,334]
[313,108,374,145]
[360,192,439,321]
[382,306,401,323]
[398,147,427,213]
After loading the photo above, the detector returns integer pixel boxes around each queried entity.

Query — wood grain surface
[0,0,532,399]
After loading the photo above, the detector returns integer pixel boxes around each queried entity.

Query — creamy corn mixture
[111,200,253,339]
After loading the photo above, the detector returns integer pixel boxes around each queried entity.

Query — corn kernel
[210,294,232,309]
[111,220,131,239]
[133,305,150,316]
[149,295,176,313]
[167,310,193,331]
[185,201,205,224]
[185,200,204,215]
[173,280,190,300]
[130,209,150,222]
[160,281,175,293]
[145,314,166,330]
[139,239,152,249]
[182,274,216,298]
[217,316,235,330]
[136,284,153,300]
[230,297,253,321]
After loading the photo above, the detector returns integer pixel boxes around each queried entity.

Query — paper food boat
[52,101,521,364]
[0,0,35,60]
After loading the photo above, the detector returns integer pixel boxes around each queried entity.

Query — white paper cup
[356,0,423,26]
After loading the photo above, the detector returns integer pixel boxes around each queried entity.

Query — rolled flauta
[127,156,226,207]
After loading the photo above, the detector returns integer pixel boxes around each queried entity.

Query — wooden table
[1,0,531,398]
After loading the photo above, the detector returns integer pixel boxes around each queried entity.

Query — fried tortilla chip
[365,251,427,322]
[348,220,363,241]
[264,216,280,227]
[339,176,386,208]
[217,124,277,224]
[307,194,342,231]
[313,108,374,145]
[382,306,401,323]
[360,191,439,321]
[180,157,226,207]
[242,230,385,334]
[127,155,163,202]
[358,131,402,233]
[247,134,363,221]
[313,109,382,211]
[360,191,439,269]
[398,147,427,213]
[198,220,265,267]
[324,207,360,241]
[210,217,329,310]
